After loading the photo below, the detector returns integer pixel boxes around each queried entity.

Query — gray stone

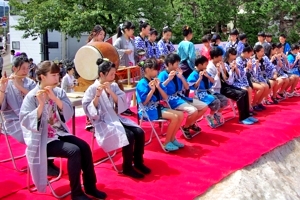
[196,138,300,200]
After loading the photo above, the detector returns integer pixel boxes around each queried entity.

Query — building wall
[9,15,42,63]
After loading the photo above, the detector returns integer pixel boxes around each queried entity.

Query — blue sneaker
[164,142,179,151]
[239,118,254,125]
[213,113,223,124]
[172,139,184,148]
[247,116,259,123]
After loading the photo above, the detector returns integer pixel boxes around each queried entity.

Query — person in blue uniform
[136,58,185,151]
[158,53,207,139]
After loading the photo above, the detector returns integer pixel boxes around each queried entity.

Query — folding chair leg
[93,150,117,166]
[224,100,237,122]
[28,158,70,199]
[149,122,168,152]
[107,152,123,173]
[0,133,26,172]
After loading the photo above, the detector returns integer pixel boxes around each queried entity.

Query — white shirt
[206,61,222,94]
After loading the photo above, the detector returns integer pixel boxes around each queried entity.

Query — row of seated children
[136,43,300,145]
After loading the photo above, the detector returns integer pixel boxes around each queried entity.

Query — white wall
[9,15,42,63]
[48,30,62,61]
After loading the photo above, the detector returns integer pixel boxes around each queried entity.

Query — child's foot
[134,164,151,174]
[123,168,144,179]
[213,113,223,124]
[205,115,216,128]
[172,139,184,148]
[247,116,259,123]
[253,105,263,111]
[239,118,254,125]
[85,188,107,199]
[189,124,201,132]
[182,127,192,139]
[164,142,179,151]
[258,103,266,110]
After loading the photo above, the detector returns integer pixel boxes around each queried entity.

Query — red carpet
[1,97,300,200]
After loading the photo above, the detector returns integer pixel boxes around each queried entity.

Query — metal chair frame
[0,111,26,172]
[27,157,71,199]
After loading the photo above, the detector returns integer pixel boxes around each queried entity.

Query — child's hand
[149,81,156,91]
[168,70,176,80]
[176,68,183,78]
[154,78,160,87]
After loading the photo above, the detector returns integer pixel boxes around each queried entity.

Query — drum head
[74,46,102,80]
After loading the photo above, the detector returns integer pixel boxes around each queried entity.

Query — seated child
[188,55,224,127]
[82,58,150,179]
[136,59,184,151]
[158,53,208,139]
[206,47,229,122]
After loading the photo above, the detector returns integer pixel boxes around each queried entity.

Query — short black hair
[13,56,29,68]
[29,58,33,62]
[195,55,209,66]
[210,47,223,59]
[239,33,247,41]
[253,44,264,53]
[67,66,74,72]
[242,43,253,53]
[257,32,265,37]
[279,34,287,38]
[165,53,181,66]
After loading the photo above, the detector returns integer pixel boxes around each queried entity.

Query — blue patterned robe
[251,56,276,82]
[136,78,167,120]
[234,56,250,88]
[187,70,215,105]
[225,40,244,56]
[147,42,159,59]
[134,35,150,58]
[157,39,176,57]
[157,70,187,109]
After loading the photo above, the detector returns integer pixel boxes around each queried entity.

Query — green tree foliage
[9,0,300,45]
[9,0,175,39]
[237,0,300,45]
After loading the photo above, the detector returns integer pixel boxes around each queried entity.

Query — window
[12,41,20,50]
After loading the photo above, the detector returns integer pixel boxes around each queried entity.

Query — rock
[197,138,300,200]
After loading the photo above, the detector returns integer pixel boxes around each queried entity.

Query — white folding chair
[27,157,71,199]
[138,102,168,152]
[88,128,122,173]
[0,111,26,172]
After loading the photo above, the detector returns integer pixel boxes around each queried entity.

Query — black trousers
[220,84,250,121]
[122,123,145,171]
[47,135,97,197]
[182,68,193,97]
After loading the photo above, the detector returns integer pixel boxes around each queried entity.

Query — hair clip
[103,58,110,62]
[185,26,189,30]
[139,61,145,67]
[119,23,123,29]
[163,26,169,30]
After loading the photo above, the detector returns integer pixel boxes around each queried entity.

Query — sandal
[182,127,192,139]
[164,142,179,151]
[172,139,184,148]
[205,115,216,128]
[189,124,201,132]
